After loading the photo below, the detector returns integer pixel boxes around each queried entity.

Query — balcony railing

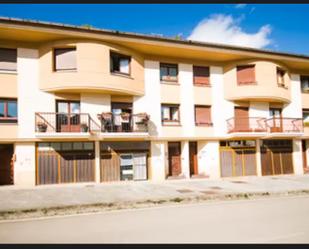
[97,112,149,133]
[35,112,100,133]
[227,117,304,134]
[227,117,267,133]
[265,117,303,133]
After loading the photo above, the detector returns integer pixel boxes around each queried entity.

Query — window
[54,48,77,72]
[195,105,212,126]
[301,76,309,92]
[0,48,17,72]
[161,104,180,125]
[303,109,309,126]
[277,67,286,86]
[110,52,131,75]
[236,65,255,85]
[193,66,210,86]
[160,63,178,82]
[0,98,17,122]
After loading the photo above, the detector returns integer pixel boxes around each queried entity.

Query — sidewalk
[1,175,309,215]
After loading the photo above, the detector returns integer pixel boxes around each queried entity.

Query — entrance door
[302,140,308,172]
[133,153,147,180]
[56,100,81,132]
[168,142,181,177]
[189,142,198,176]
[234,107,249,132]
[0,144,14,185]
[269,108,282,132]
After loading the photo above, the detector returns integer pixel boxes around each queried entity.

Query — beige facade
[0,17,308,187]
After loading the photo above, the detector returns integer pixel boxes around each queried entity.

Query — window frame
[194,105,212,126]
[161,104,180,125]
[160,63,178,83]
[276,67,286,87]
[193,65,210,87]
[301,75,309,93]
[236,64,256,85]
[0,98,18,123]
[0,47,17,73]
[53,47,77,72]
[303,109,309,127]
[110,51,132,76]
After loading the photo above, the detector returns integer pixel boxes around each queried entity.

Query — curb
[1,189,309,221]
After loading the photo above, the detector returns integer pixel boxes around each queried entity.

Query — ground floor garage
[36,142,95,185]
[260,140,294,176]
[219,140,257,177]
[3,138,306,187]
[100,141,150,182]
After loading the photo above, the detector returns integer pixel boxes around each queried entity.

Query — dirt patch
[200,190,218,195]
[177,189,194,193]
[1,189,309,221]
[230,181,248,184]
[209,186,223,190]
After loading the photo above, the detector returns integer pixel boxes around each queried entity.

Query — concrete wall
[17,48,54,138]
[211,66,233,136]
[179,64,195,137]
[150,141,166,181]
[14,142,36,186]
[282,74,302,118]
[198,141,220,179]
[80,93,111,125]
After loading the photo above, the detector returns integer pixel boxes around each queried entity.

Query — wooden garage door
[37,142,95,185]
[0,144,14,185]
[261,140,293,176]
[220,140,257,177]
[100,153,120,182]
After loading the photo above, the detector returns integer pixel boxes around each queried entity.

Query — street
[0,195,309,243]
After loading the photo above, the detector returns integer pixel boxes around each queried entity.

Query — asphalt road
[0,195,309,243]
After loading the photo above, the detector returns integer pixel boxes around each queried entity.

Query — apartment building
[0,17,309,186]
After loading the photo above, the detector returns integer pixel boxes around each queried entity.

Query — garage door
[220,140,257,177]
[261,140,293,176]
[100,141,149,182]
[37,142,95,185]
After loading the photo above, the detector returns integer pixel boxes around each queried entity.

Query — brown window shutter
[195,106,211,125]
[237,65,255,84]
[193,66,210,86]
[55,48,77,71]
[0,48,17,71]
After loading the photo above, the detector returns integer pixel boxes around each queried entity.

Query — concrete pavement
[0,195,308,243]
[1,175,309,217]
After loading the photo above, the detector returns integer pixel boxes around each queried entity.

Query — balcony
[227,117,303,134]
[227,117,267,133]
[35,112,100,133]
[265,118,303,133]
[97,112,149,133]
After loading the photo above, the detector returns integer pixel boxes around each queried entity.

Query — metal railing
[98,113,149,133]
[35,112,100,133]
[227,117,267,133]
[227,117,304,133]
[265,117,303,133]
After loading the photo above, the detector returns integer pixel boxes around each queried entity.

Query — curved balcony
[227,117,267,133]
[39,40,144,95]
[224,60,291,103]
[227,117,303,134]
